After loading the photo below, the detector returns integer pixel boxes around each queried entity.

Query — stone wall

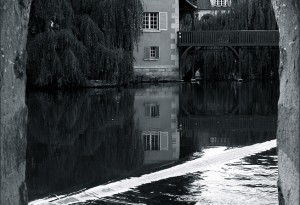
[271,1,300,204]
[0,0,31,204]
[135,66,179,81]
[133,0,180,81]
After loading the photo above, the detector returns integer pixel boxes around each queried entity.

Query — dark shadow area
[179,82,279,158]
[26,89,144,201]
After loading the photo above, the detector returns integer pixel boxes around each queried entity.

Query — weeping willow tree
[26,0,143,87]
[195,0,277,31]
[181,0,279,81]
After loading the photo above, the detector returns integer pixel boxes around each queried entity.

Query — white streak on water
[29,140,276,205]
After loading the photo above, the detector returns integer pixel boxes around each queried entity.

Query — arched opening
[0,0,299,205]
[180,45,242,81]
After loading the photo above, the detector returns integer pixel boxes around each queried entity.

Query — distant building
[197,0,231,19]
[134,0,197,81]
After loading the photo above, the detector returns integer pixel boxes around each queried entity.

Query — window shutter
[156,47,160,59]
[160,132,168,150]
[145,104,150,116]
[144,47,150,59]
[155,104,160,116]
[159,12,168,30]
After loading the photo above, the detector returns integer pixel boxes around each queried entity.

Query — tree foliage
[27,0,143,87]
[195,0,277,30]
[180,0,279,81]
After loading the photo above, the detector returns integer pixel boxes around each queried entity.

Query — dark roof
[197,0,212,10]
[180,0,198,11]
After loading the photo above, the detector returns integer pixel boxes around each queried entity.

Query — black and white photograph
[0,0,299,204]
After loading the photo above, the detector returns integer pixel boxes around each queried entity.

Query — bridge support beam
[179,46,194,80]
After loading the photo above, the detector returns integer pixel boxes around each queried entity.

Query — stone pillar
[0,0,31,204]
[271,1,300,204]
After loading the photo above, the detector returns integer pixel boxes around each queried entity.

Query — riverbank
[26,77,280,90]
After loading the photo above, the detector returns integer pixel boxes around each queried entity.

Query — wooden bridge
[178,30,279,47]
[177,30,280,79]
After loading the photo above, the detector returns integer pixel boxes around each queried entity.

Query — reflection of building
[134,86,180,164]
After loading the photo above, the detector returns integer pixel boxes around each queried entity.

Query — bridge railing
[177,30,279,47]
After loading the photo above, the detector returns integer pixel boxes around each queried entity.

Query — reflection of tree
[179,82,278,157]
[180,82,279,116]
[26,89,144,201]
[243,148,277,166]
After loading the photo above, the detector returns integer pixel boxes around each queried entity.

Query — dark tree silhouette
[26,0,143,87]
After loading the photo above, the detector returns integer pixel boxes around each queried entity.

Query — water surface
[26,82,279,204]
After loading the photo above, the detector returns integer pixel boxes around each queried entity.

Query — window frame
[144,46,160,61]
[214,0,226,7]
[142,12,168,32]
[144,103,160,117]
[143,131,161,151]
[143,12,159,30]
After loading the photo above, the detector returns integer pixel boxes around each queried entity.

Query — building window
[144,47,159,60]
[143,132,160,150]
[150,47,157,58]
[143,12,159,30]
[215,0,226,6]
[145,103,160,117]
[142,12,168,31]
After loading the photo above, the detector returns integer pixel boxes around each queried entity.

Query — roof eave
[185,0,198,9]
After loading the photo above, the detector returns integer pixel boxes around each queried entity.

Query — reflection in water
[180,82,278,116]
[26,89,144,201]
[107,148,277,205]
[26,82,279,204]
[134,86,180,165]
[179,82,278,158]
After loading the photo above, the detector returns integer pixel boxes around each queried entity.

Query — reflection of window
[143,132,160,150]
[143,12,159,29]
[145,103,160,117]
[210,137,217,143]
[210,137,227,145]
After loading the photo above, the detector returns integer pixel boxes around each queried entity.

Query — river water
[26,82,279,205]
